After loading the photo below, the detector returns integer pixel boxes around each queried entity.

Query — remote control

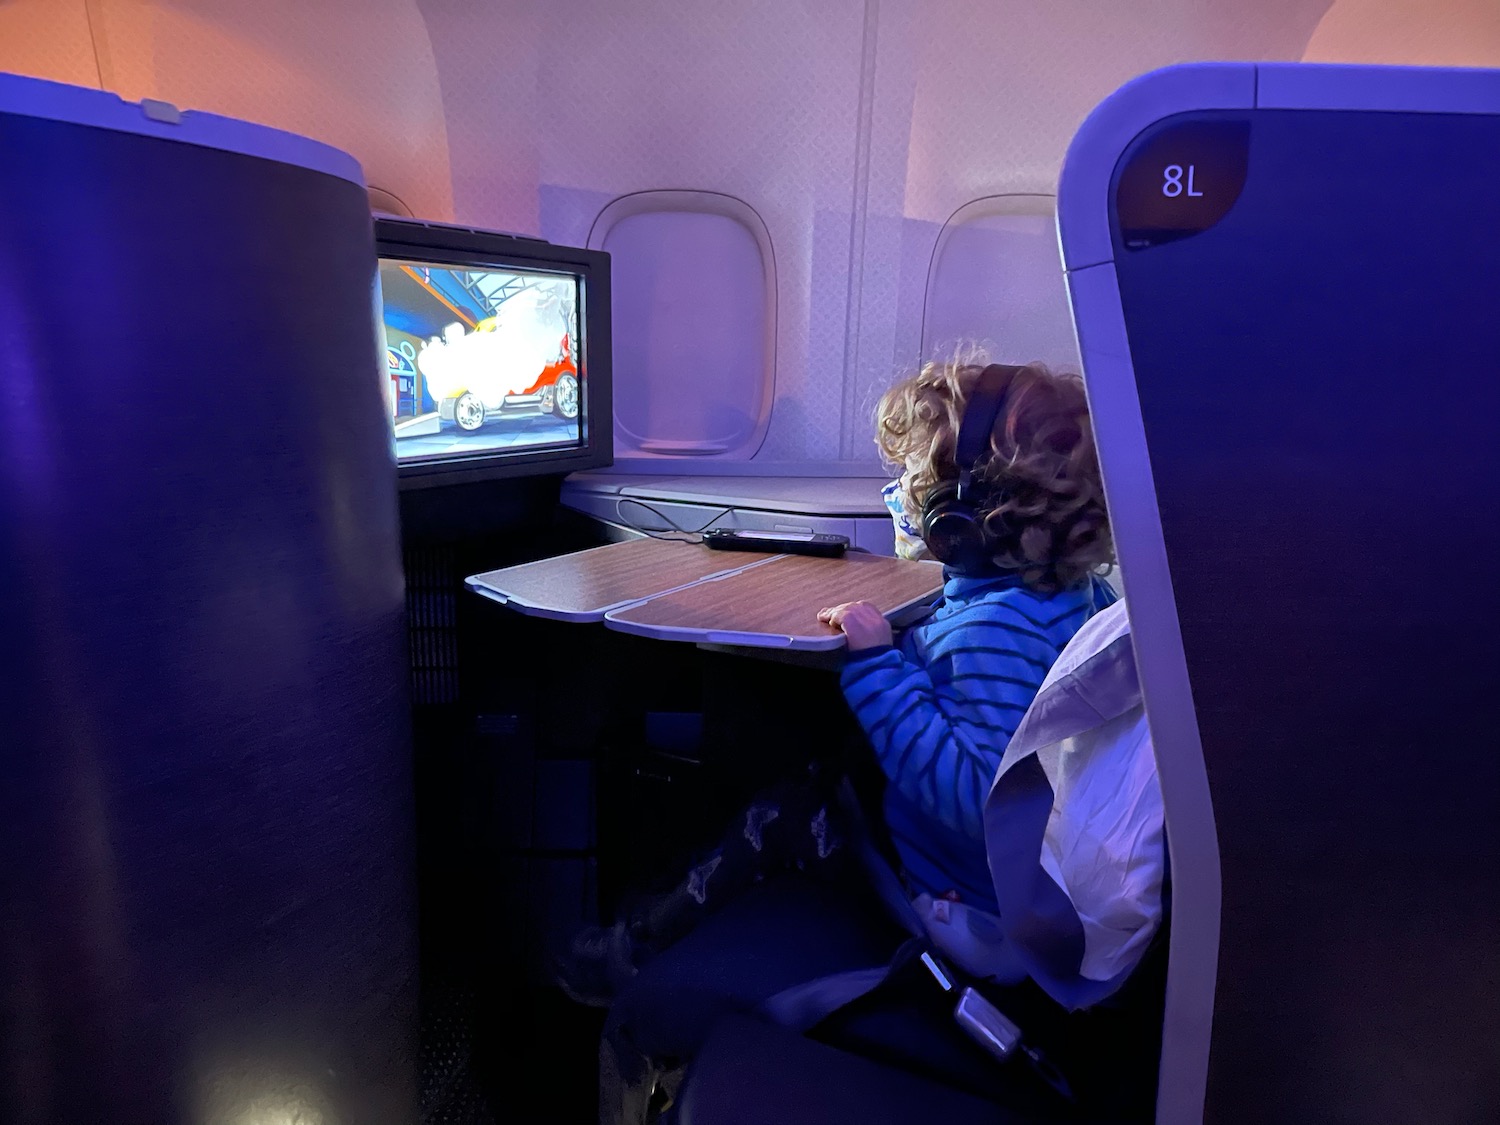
[701,529,849,557]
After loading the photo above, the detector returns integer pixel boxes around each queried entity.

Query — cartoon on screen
[378,260,582,462]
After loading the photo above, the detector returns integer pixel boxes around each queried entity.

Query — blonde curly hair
[875,347,1114,593]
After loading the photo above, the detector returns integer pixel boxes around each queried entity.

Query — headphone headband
[920,362,1026,576]
[954,363,1021,494]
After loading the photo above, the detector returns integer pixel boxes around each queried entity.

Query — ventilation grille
[404,544,461,706]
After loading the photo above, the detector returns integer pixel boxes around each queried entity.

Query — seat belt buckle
[953,986,1023,1064]
[920,950,1022,1063]
[922,947,1074,1101]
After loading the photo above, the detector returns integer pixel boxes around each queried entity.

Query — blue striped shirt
[840,571,1117,910]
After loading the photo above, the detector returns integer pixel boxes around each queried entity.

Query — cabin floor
[412,672,610,1125]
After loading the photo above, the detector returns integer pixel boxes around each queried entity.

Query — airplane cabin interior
[3,3,1500,1124]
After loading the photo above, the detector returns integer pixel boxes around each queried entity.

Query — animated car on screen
[416,286,580,431]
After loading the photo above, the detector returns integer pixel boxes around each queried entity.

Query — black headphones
[920,363,1020,574]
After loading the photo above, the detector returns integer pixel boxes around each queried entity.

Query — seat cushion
[599,871,909,1125]
[677,1015,1067,1125]
[605,870,906,1066]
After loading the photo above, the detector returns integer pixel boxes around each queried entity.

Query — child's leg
[554,766,849,1008]
[626,769,849,954]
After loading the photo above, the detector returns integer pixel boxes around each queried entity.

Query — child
[819,353,1117,913]
[556,351,1116,1005]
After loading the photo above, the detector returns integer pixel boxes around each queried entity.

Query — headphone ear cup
[920,481,959,557]
[920,481,958,530]
[922,481,984,570]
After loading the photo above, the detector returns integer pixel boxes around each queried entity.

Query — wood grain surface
[467,537,766,619]
[604,552,944,647]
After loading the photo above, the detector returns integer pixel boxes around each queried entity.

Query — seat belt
[757,921,1074,1103]
[757,781,1023,1027]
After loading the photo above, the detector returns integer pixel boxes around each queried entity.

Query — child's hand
[817,601,893,651]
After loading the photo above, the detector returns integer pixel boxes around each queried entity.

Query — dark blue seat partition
[1,74,416,1124]
[1058,62,1500,1124]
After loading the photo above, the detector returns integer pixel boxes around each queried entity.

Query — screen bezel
[374,217,613,490]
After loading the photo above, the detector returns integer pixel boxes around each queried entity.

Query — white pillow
[984,601,1166,1008]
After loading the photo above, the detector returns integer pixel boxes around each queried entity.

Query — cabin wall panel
[416,0,871,463]
[895,0,1333,226]
[832,0,921,459]
[85,0,454,219]
[415,0,543,234]
[1303,0,1500,66]
[0,0,100,87]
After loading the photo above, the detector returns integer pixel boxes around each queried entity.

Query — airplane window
[923,195,1079,371]
[593,194,774,456]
